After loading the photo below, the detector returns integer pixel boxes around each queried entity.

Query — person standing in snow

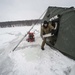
[40,20,55,50]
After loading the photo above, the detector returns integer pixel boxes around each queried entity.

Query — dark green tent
[42,6,75,59]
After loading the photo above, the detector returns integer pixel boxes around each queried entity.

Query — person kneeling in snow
[40,21,55,50]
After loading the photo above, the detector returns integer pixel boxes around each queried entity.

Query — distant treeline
[0,19,42,28]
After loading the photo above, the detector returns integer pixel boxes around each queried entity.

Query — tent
[42,6,75,60]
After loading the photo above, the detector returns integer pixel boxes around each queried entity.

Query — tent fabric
[42,6,75,59]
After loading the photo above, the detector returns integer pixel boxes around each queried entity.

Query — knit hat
[43,20,48,24]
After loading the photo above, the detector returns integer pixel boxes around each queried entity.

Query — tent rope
[12,8,47,51]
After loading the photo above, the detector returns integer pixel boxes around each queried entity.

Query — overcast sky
[0,0,75,22]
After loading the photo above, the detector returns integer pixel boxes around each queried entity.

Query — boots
[41,47,45,50]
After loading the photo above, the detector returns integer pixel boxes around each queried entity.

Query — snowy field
[0,24,75,75]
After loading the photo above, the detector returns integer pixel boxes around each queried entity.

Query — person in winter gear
[40,20,55,50]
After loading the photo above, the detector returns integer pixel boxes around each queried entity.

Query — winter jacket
[40,23,54,37]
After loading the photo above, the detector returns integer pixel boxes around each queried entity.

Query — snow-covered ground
[0,25,75,75]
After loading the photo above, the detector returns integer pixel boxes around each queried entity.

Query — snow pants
[41,37,52,48]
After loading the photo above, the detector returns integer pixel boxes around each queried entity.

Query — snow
[0,25,75,75]
[69,65,75,75]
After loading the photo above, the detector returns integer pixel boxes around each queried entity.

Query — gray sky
[0,0,75,22]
